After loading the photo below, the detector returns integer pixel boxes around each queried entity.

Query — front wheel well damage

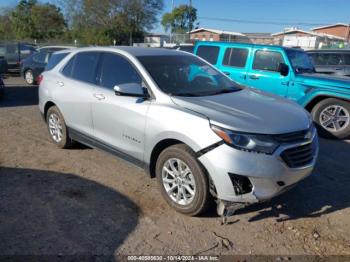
[148,139,217,196]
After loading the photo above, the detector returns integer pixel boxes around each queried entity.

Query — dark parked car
[0,76,4,98]
[308,49,350,77]
[0,55,7,74]
[0,42,37,73]
[21,46,73,85]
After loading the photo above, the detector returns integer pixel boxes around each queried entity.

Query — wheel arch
[305,95,350,112]
[147,138,184,178]
[44,101,57,119]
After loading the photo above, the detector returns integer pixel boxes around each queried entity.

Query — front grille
[280,142,314,168]
[274,129,309,143]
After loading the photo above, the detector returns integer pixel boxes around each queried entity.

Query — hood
[171,88,311,134]
[295,73,350,90]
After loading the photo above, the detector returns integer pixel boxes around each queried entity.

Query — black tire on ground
[46,106,74,149]
[24,69,35,85]
[311,98,350,139]
[156,144,213,216]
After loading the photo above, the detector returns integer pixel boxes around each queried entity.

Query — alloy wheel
[48,113,63,143]
[161,158,196,206]
[25,71,34,85]
[319,105,350,132]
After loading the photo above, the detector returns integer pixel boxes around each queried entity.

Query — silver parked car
[39,47,319,217]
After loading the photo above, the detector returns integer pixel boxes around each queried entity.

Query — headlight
[211,125,279,154]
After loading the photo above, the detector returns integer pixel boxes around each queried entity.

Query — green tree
[0,8,15,40]
[60,0,163,45]
[10,0,37,39]
[161,4,197,33]
[30,4,66,40]
[10,0,66,41]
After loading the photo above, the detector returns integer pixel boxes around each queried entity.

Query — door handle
[249,75,259,80]
[281,81,289,86]
[56,81,64,87]
[223,71,230,75]
[93,93,106,100]
[335,68,342,70]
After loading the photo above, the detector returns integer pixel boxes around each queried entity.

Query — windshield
[137,55,241,97]
[286,49,315,73]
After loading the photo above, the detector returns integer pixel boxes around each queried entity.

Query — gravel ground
[0,76,349,258]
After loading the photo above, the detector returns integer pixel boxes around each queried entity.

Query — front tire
[156,144,212,216]
[46,106,73,148]
[311,98,350,139]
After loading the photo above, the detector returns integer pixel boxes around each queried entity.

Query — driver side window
[253,50,285,72]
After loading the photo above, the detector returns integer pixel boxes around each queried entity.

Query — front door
[246,48,290,97]
[91,52,150,161]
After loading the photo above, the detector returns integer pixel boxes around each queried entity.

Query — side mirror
[113,83,148,98]
[278,63,289,77]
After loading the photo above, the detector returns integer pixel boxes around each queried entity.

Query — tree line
[0,0,197,45]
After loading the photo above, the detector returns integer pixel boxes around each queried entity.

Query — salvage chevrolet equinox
[39,47,319,217]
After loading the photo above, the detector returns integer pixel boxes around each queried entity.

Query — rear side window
[62,52,100,84]
[311,53,344,66]
[98,53,142,89]
[196,45,220,64]
[253,50,284,72]
[223,48,248,68]
[45,52,69,71]
[62,56,75,76]
[343,54,350,65]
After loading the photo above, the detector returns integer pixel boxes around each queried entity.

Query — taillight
[36,74,43,85]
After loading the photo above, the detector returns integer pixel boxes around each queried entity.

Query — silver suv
[39,47,319,216]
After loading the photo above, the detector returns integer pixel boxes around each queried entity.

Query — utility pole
[170,0,174,43]
[188,0,192,42]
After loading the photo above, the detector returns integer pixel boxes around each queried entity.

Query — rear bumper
[199,132,318,204]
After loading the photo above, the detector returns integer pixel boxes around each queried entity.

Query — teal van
[193,41,350,139]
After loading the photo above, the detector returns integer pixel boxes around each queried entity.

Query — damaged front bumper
[198,132,318,208]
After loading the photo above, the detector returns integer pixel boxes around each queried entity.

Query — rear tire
[311,98,350,139]
[46,106,74,148]
[24,69,35,85]
[156,144,212,216]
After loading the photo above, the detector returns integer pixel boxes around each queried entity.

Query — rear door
[217,46,250,85]
[55,51,100,136]
[91,52,150,161]
[246,48,290,97]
